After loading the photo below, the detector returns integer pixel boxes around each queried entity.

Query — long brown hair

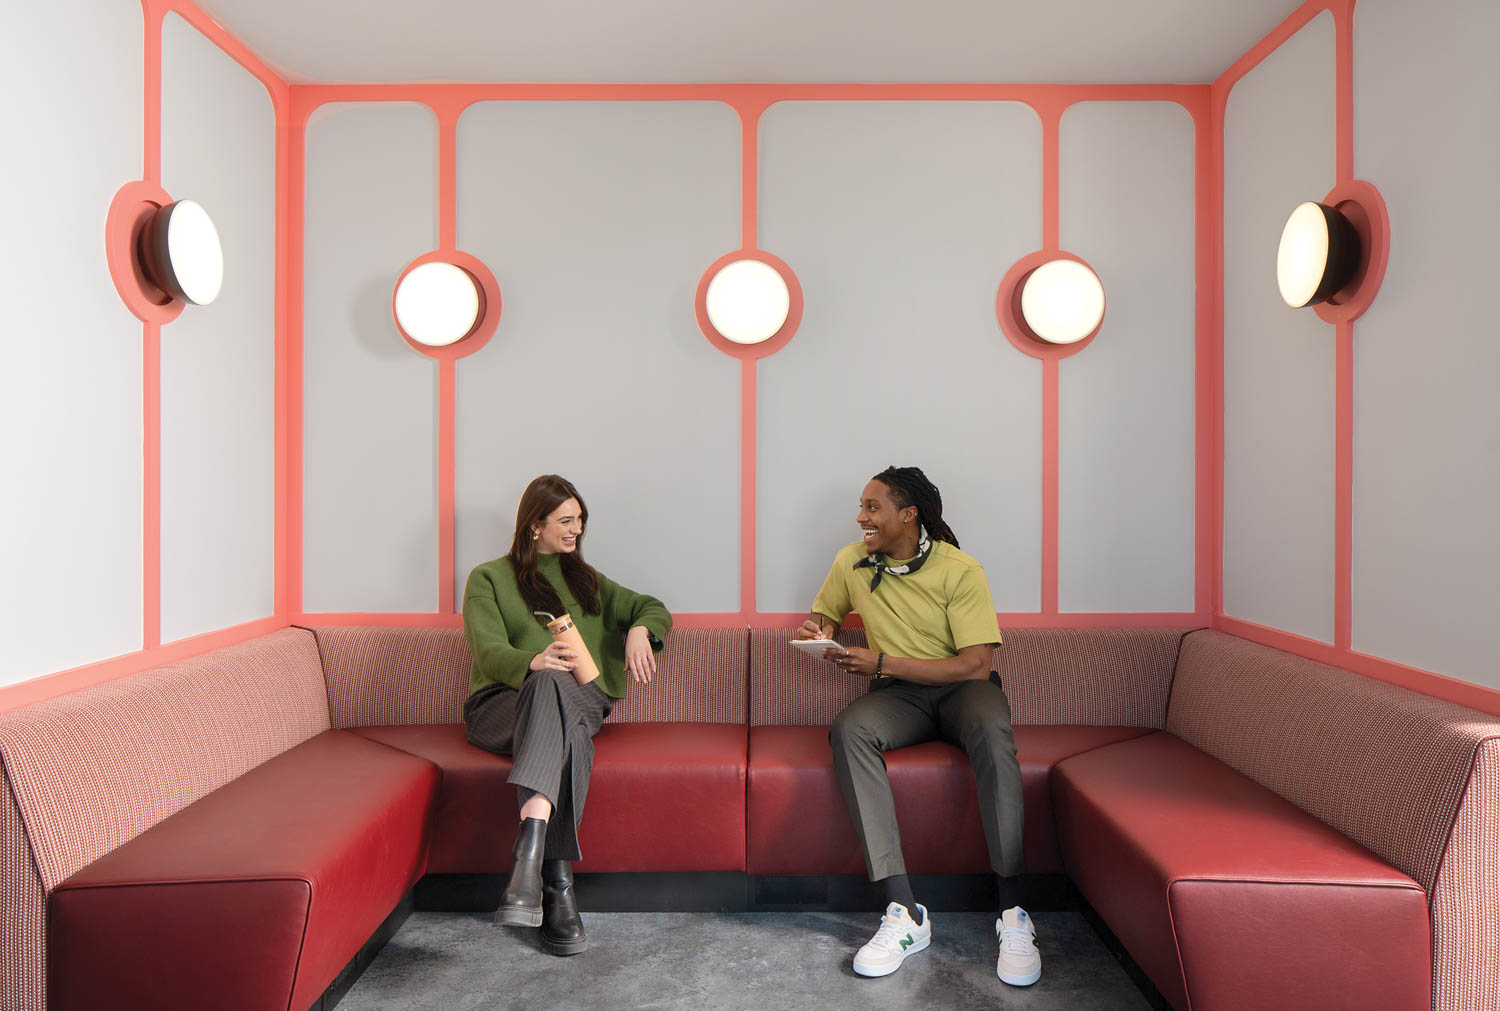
[508,475,602,619]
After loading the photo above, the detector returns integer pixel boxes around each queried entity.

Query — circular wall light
[1020,259,1106,344]
[704,258,791,344]
[1275,180,1390,324]
[141,199,224,306]
[107,182,223,324]
[1277,201,1360,309]
[694,249,803,360]
[995,251,1106,360]
[391,251,501,360]
[394,261,481,347]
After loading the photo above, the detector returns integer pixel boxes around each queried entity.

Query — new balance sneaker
[853,902,931,978]
[996,906,1042,986]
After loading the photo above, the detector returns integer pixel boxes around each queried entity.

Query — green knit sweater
[462,553,671,700]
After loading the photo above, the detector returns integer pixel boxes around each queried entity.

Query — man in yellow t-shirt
[797,466,1039,988]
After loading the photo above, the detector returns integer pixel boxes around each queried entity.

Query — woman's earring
[532,530,540,540]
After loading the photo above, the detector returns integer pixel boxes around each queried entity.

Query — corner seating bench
[1,625,1494,1011]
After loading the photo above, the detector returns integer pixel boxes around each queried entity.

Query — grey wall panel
[757,102,1043,614]
[1058,102,1196,613]
[158,14,276,643]
[1222,13,1337,642]
[454,102,741,611]
[303,103,439,613]
[1350,0,1500,688]
[0,0,143,686]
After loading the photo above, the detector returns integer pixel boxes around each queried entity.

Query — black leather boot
[495,818,546,926]
[540,859,588,955]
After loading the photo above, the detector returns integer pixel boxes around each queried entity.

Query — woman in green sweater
[462,474,671,956]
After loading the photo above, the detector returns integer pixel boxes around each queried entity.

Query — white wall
[302,103,439,613]
[159,14,277,643]
[0,0,144,686]
[756,101,1044,613]
[1350,0,1500,689]
[1221,12,1337,642]
[453,101,741,612]
[1058,101,1197,613]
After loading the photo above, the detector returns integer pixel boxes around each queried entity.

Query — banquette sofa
[0,624,1495,1011]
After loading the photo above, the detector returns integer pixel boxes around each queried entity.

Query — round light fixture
[704,258,791,345]
[1277,201,1362,309]
[394,261,482,347]
[1019,259,1105,344]
[141,199,223,306]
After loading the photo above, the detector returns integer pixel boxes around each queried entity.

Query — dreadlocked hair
[872,465,960,549]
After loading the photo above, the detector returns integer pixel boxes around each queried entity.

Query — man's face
[856,480,911,556]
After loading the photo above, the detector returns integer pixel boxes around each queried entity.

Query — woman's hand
[529,640,578,674]
[824,645,878,677]
[625,626,658,684]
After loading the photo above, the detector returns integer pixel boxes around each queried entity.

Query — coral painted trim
[1218,616,1500,719]
[287,81,1211,632]
[1210,0,1499,717]
[0,617,285,714]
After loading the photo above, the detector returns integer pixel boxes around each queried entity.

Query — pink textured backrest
[750,626,1186,727]
[313,625,472,728]
[0,628,329,1011]
[313,625,748,726]
[991,627,1184,727]
[1168,630,1500,1011]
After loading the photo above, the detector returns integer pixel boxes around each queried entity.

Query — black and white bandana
[852,529,933,591]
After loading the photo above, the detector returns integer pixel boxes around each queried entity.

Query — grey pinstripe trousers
[830,671,1025,881]
[464,669,612,862]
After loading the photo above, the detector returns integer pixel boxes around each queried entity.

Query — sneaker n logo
[899,933,915,951]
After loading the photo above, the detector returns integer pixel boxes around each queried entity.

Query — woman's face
[533,497,584,554]
[856,480,914,556]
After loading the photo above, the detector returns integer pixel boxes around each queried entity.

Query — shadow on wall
[355,277,410,361]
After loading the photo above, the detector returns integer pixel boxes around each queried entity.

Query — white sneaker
[996,906,1042,986]
[853,902,931,977]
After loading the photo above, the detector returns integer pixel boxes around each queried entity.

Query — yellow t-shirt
[811,540,1002,661]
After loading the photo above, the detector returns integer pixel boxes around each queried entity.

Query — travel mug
[535,612,601,685]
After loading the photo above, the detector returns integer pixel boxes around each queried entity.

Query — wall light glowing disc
[394,261,481,347]
[1276,200,1364,309]
[704,259,790,345]
[147,199,224,305]
[1020,259,1105,344]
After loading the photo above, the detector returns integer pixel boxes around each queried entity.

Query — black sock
[880,874,922,924]
[998,874,1024,914]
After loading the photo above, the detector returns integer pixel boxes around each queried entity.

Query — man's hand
[825,645,879,676]
[796,619,826,640]
[797,615,837,640]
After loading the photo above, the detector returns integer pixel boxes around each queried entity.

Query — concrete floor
[339,910,1151,1010]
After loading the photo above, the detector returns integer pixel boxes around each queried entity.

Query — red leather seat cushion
[746,723,1151,875]
[354,722,747,873]
[1053,732,1430,1011]
[48,730,437,1011]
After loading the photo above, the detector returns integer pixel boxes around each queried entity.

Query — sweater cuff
[632,619,669,651]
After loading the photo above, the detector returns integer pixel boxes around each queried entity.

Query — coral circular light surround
[142,199,223,305]
[394,261,482,347]
[704,258,791,344]
[1277,201,1362,309]
[1019,259,1105,344]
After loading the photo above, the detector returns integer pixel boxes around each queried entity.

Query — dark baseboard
[313,891,414,1011]
[1080,904,1172,1010]
[414,871,1078,914]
